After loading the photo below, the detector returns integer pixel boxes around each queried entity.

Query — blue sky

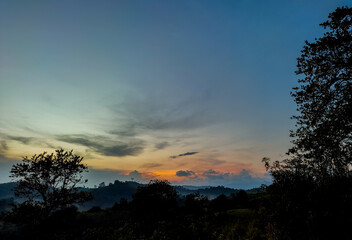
[0,0,350,188]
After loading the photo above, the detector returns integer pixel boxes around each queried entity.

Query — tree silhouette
[132,179,178,213]
[263,6,352,184]
[263,6,352,239]
[10,149,92,215]
[288,6,352,180]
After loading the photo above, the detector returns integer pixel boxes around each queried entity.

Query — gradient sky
[1,0,351,188]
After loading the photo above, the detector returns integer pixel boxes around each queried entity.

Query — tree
[288,6,352,180]
[132,179,178,208]
[10,149,92,215]
[129,180,179,238]
[263,7,352,239]
[132,179,178,219]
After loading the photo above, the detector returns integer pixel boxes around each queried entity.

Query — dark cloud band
[176,170,196,177]
[56,134,144,157]
[170,151,199,159]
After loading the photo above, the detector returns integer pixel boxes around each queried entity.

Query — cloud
[7,136,34,145]
[109,127,138,137]
[176,170,196,177]
[57,135,99,148]
[98,145,144,157]
[139,162,163,169]
[128,170,143,181]
[126,170,158,182]
[172,169,272,189]
[170,151,199,159]
[203,169,218,175]
[0,140,8,153]
[56,134,144,157]
[85,168,153,187]
[154,141,170,150]
[179,152,198,157]
[104,93,218,153]
[0,133,55,149]
[107,93,216,144]
[207,159,226,165]
[196,156,227,165]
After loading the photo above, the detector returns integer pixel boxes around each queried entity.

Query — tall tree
[10,149,92,214]
[286,6,352,180]
[263,7,352,239]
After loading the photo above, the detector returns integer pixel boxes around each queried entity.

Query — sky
[0,0,350,189]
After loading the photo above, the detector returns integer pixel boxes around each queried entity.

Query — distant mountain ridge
[0,180,264,211]
[0,182,16,199]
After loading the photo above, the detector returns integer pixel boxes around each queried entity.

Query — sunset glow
[1,0,349,188]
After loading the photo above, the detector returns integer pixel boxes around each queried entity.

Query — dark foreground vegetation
[1,177,352,240]
[0,180,264,240]
[0,6,351,240]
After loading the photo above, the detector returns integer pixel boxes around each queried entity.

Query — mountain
[0,182,16,211]
[0,182,16,199]
[175,185,240,199]
[82,180,143,209]
[0,180,264,211]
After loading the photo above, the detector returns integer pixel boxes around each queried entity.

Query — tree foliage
[288,6,352,180]
[262,6,352,239]
[132,179,178,219]
[10,149,92,214]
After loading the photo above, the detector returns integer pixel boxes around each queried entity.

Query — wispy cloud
[7,136,34,145]
[170,151,199,159]
[0,140,8,153]
[56,134,145,157]
[0,133,55,149]
[139,162,163,169]
[108,93,215,142]
[196,156,226,165]
[154,141,170,150]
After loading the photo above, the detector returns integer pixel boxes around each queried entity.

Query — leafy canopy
[262,7,352,239]
[10,149,92,214]
[265,6,352,182]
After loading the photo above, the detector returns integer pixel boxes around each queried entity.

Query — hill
[0,180,264,211]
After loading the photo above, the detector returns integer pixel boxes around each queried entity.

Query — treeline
[0,180,268,240]
[0,180,261,211]
[85,180,256,209]
[1,177,352,240]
